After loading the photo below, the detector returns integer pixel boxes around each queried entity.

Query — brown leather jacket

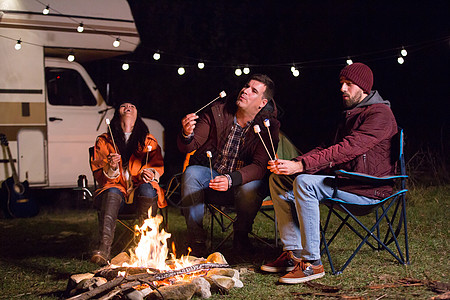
[295,91,398,199]
[177,99,280,186]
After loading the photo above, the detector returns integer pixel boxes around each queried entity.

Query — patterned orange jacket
[90,132,166,208]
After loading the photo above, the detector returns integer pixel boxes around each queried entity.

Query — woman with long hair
[90,101,165,265]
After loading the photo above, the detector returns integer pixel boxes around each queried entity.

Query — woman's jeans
[270,173,379,260]
[181,165,268,243]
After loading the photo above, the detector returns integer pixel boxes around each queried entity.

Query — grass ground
[0,185,448,299]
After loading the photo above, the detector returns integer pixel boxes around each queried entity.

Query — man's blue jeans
[181,165,268,243]
[270,173,379,260]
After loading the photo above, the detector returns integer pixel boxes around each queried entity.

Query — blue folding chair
[320,128,409,275]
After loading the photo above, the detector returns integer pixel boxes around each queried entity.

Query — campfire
[65,210,243,299]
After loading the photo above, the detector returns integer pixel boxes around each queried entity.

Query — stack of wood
[65,252,244,300]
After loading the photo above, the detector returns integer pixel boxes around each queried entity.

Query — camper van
[0,1,164,191]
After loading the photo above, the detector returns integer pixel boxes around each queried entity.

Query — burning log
[67,263,230,300]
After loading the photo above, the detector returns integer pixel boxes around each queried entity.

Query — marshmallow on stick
[105,118,118,153]
[194,91,226,115]
[264,119,277,160]
[145,145,152,166]
[206,151,213,180]
[253,125,273,161]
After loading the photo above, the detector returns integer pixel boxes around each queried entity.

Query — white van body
[0,0,164,188]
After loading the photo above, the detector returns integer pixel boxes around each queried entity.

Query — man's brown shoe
[279,254,324,284]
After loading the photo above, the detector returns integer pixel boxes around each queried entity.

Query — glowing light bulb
[15,39,22,50]
[67,54,75,62]
[346,58,353,65]
[401,48,408,57]
[113,38,120,48]
[178,67,185,75]
[291,66,296,72]
[77,23,84,33]
[397,56,404,64]
[198,62,205,69]
[122,62,129,70]
[235,68,242,76]
[43,5,50,15]
[243,67,250,74]
[153,52,161,60]
[292,69,300,77]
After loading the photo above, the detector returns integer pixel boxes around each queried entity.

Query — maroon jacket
[295,91,398,199]
[177,98,280,186]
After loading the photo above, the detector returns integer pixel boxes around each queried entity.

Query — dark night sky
[85,1,450,180]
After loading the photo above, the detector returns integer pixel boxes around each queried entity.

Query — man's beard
[343,90,364,109]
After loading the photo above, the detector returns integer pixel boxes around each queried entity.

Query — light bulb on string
[292,69,300,77]
[243,67,250,74]
[43,5,50,15]
[235,68,242,76]
[401,47,408,57]
[122,62,130,71]
[346,58,353,65]
[113,38,120,48]
[77,23,84,33]
[198,62,205,69]
[397,56,404,64]
[178,67,185,75]
[153,52,161,60]
[15,39,22,50]
[291,65,296,72]
[67,53,75,62]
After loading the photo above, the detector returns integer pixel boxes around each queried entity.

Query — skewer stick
[206,151,213,180]
[145,145,152,166]
[253,125,273,161]
[264,119,277,159]
[105,118,118,153]
[194,91,226,115]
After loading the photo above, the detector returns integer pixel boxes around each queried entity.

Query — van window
[45,67,96,106]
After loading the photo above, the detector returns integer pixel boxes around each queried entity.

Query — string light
[178,67,185,75]
[397,56,404,64]
[77,23,84,33]
[15,39,22,50]
[122,62,130,70]
[401,47,408,57]
[42,5,50,15]
[113,38,120,48]
[346,58,353,65]
[235,68,242,76]
[197,62,205,69]
[292,68,300,77]
[67,52,75,62]
[153,52,161,60]
[243,67,250,74]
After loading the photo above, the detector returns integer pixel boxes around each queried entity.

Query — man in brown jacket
[178,74,280,256]
[261,63,398,284]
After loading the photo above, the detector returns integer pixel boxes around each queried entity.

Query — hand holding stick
[253,125,273,161]
[194,91,226,115]
[264,119,277,160]
[105,118,118,153]
[206,151,213,180]
[145,145,152,166]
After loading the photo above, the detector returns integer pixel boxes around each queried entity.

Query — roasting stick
[264,119,278,160]
[105,118,118,153]
[145,145,152,166]
[206,151,213,180]
[194,91,227,115]
[253,125,274,161]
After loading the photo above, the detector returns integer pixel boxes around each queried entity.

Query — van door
[45,58,113,188]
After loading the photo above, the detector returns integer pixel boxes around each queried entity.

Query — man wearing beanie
[261,63,398,284]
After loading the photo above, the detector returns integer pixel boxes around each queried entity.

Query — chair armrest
[335,170,408,184]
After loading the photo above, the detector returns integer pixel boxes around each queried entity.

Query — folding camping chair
[76,147,167,254]
[320,128,409,275]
